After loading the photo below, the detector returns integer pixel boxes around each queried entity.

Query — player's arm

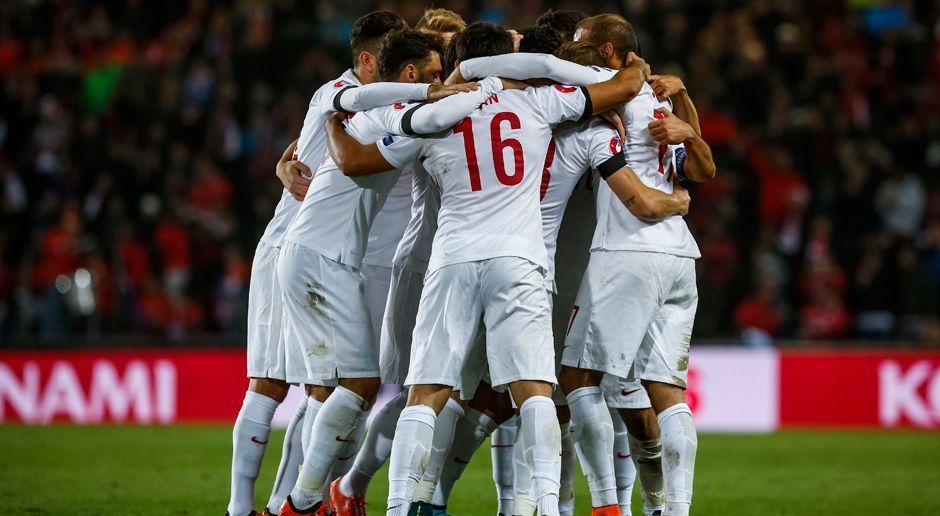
[275,139,313,201]
[583,55,650,115]
[328,82,481,113]
[603,166,690,222]
[395,77,509,135]
[648,107,715,182]
[647,74,702,136]
[455,52,602,85]
[325,114,395,177]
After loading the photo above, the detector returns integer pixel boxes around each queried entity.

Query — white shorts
[405,257,556,392]
[379,263,425,385]
[362,263,393,350]
[247,242,292,381]
[551,293,576,405]
[277,241,379,383]
[602,375,652,409]
[562,251,698,388]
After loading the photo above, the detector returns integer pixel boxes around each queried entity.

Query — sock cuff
[306,395,325,411]
[465,407,499,434]
[657,403,692,426]
[399,404,437,428]
[628,434,662,457]
[334,385,367,409]
[566,385,602,404]
[243,390,280,419]
[444,397,466,418]
[519,395,554,414]
[293,398,308,417]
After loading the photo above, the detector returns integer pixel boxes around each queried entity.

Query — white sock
[301,395,325,456]
[324,409,368,499]
[610,409,636,516]
[519,396,561,516]
[512,423,537,516]
[629,435,664,513]
[387,405,436,515]
[558,421,575,516]
[340,388,408,497]
[228,391,280,516]
[567,387,617,508]
[433,407,498,506]
[290,386,367,510]
[658,404,696,516]
[266,398,306,513]
[492,417,518,514]
[412,398,464,503]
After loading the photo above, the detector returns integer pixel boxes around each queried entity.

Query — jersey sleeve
[376,133,423,170]
[527,85,593,126]
[586,123,628,180]
[389,77,505,135]
[459,53,606,86]
[327,82,430,113]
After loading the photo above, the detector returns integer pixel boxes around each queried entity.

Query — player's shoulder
[311,71,358,103]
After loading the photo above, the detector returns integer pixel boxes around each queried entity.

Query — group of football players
[225,7,715,516]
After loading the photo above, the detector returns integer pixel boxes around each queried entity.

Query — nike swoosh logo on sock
[251,436,269,445]
[617,452,631,459]
[490,444,513,448]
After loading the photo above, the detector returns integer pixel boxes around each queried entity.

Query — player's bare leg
[385,384,452,515]
[559,366,619,514]
[509,379,562,516]
[643,382,695,516]
[618,408,664,516]
[285,377,378,513]
[228,377,290,516]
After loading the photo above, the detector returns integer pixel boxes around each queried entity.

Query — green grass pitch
[1,425,939,515]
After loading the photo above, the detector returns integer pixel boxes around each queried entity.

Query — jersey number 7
[454,112,525,191]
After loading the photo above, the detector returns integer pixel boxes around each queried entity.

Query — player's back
[421,85,589,273]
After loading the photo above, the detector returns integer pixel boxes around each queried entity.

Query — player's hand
[625,52,651,78]
[648,108,695,145]
[428,82,480,101]
[599,110,625,140]
[673,179,691,217]
[277,158,313,201]
[499,78,530,91]
[647,74,686,101]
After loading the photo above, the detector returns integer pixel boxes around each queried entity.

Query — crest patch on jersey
[334,80,347,88]
[382,134,395,146]
[554,85,577,93]
[609,136,623,155]
[394,102,407,110]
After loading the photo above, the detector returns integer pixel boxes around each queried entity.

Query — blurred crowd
[0,0,938,345]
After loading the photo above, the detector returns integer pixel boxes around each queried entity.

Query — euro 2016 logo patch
[610,136,623,155]
[554,85,577,93]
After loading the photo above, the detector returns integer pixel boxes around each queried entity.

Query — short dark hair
[378,29,444,82]
[452,22,514,62]
[536,9,587,41]
[577,14,640,61]
[518,25,563,54]
[556,41,605,67]
[349,10,408,67]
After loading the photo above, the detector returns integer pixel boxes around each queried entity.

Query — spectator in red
[735,278,786,345]
[800,290,852,341]
[154,212,191,296]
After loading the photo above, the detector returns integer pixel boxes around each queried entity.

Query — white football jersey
[283,103,421,269]
[258,69,362,247]
[380,85,592,273]
[592,83,701,259]
[541,118,625,292]
[362,164,414,268]
[389,162,441,273]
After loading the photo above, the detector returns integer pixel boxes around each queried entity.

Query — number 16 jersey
[380,85,591,274]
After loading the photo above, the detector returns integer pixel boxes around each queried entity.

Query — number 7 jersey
[379,85,591,274]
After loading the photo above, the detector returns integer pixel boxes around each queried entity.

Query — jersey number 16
[454,112,525,191]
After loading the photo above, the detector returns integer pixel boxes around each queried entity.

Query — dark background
[0,0,937,346]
